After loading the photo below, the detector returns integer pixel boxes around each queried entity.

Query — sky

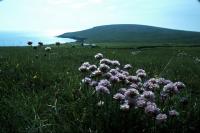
[0,0,200,35]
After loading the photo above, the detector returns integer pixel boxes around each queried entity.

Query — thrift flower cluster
[79,53,186,123]
[45,47,52,51]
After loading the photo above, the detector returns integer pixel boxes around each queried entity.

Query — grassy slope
[59,24,200,44]
[0,45,200,132]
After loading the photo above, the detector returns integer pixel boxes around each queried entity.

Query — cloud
[89,0,103,4]
[70,2,89,9]
[106,5,117,11]
[46,0,74,5]
[45,0,104,9]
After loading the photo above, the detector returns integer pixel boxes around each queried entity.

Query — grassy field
[0,44,200,133]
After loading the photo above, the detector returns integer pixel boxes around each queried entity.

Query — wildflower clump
[38,42,44,46]
[27,41,33,46]
[45,47,51,52]
[56,42,61,46]
[78,53,187,123]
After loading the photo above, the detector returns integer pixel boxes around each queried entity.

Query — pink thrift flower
[95,53,103,60]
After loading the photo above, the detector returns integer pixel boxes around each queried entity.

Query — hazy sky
[0,0,200,35]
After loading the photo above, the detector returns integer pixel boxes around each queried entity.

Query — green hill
[59,24,200,44]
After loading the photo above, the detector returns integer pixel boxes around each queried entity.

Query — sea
[0,31,75,46]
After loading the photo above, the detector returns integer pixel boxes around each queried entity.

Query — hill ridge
[59,24,200,43]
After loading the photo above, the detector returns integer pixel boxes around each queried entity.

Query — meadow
[0,44,200,133]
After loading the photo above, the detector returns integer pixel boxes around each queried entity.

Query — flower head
[127,76,141,83]
[110,69,119,75]
[121,71,129,76]
[100,58,112,66]
[129,83,139,89]
[143,81,159,91]
[137,72,147,78]
[142,91,155,101]
[156,78,172,85]
[78,65,88,72]
[110,76,120,83]
[38,42,44,46]
[174,82,186,90]
[113,93,125,101]
[112,60,120,67]
[120,102,130,111]
[91,70,102,77]
[88,65,97,72]
[81,62,90,67]
[145,103,160,116]
[27,41,33,46]
[163,83,179,94]
[55,42,61,46]
[98,79,112,88]
[148,78,157,84]
[97,101,104,106]
[136,69,145,74]
[95,85,110,94]
[99,64,110,73]
[160,91,169,101]
[117,73,127,81]
[169,110,179,117]
[156,113,167,123]
[90,81,98,87]
[82,77,92,85]
[118,88,127,94]
[124,88,139,98]
[103,72,112,79]
[136,99,146,108]
[45,47,51,51]
[124,64,132,70]
[95,53,103,60]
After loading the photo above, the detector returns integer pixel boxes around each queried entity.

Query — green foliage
[0,45,200,133]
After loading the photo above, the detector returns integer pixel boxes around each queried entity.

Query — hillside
[59,24,200,43]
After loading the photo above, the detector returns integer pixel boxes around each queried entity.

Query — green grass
[94,42,200,48]
[0,45,200,133]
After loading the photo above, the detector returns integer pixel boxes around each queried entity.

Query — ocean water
[0,32,75,46]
